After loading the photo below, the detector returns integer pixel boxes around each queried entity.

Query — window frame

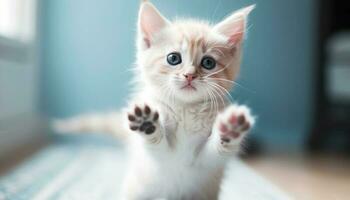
[0,0,43,160]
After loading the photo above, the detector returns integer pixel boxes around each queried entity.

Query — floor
[0,143,289,200]
[245,153,350,200]
[0,142,46,176]
[1,145,350,200]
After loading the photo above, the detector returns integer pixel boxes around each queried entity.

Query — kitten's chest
[158,106,216,160]
[163,106,216,136]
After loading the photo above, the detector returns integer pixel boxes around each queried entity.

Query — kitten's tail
[52,111,128,141]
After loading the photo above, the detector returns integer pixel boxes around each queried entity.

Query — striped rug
[0,139,291,200]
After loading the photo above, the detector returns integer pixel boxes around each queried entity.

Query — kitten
[54,1,255,199]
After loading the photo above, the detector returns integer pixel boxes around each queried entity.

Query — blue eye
[167,52,182,66]
[201,56,216,70]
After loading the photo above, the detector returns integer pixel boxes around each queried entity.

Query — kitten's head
[136,1,254,104]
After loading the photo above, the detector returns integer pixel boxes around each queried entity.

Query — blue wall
[41,0,317,148]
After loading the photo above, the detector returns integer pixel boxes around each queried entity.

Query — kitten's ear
[138,1,170,49]
[214,5,255,45]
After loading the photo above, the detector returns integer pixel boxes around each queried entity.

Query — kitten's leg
[206,104,254,159]
[127,104,164,145]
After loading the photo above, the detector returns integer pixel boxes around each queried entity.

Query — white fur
[54,2,255,200]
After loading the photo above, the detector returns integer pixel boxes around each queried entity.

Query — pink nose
[184,74,197,82]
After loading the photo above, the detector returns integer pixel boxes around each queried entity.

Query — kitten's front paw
[127,104,162,143]
[215,104,254,153]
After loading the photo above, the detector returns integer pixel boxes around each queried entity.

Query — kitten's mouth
[181,83,197,91]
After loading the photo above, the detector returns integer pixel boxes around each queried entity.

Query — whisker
[204,55,236,78]
[208,83,230,102]
[206,77,255,93]
[206,86,216,114]
[202,79,234,101]
[204,65,229,78]
[206,77,235,83]
[208,84,226,108]
[200,79,227,101]
[209,87,219,114]
[204,87,214,114]
[210,0,222,21]
[209,82,234,101]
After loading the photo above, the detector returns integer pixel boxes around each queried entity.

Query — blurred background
[0,0,350,199]
[42,0,317,150]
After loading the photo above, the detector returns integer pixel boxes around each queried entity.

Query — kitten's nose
[184,73,197,82]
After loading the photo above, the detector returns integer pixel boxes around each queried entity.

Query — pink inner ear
[226,20,245,45]
[215,5,254,46]
[216,19,245,45]
[138,2,169,49]
[228,32,244,44]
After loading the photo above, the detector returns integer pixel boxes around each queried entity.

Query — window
[0,0,36,42]
[0,0,37,62]
[0,0,40,158]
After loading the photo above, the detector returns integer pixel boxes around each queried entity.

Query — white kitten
[54,1,255,199]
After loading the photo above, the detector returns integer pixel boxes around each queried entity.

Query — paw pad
[219,109,252,144]
[128,104,159,135]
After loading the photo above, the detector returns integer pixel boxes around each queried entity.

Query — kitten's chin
[180,85,197,91]
[150,84,205,104]
[173,87,206,104]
